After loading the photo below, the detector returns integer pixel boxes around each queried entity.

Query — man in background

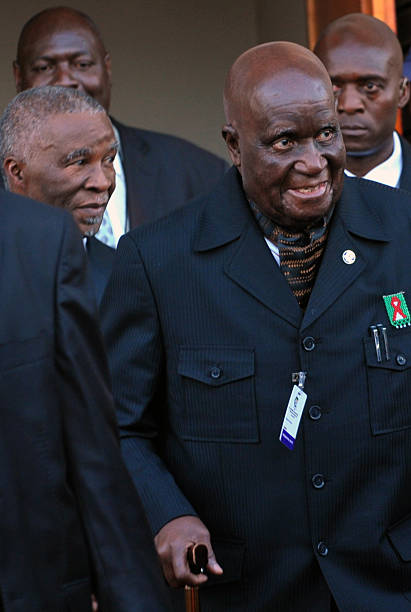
[1,86,116,303]
[9,6,228,248]
[314,13,411,189]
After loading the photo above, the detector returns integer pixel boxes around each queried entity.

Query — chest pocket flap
[178,346,254,386]
[176,346,258,442]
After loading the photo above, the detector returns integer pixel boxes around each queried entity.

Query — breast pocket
[176,346,259,442]
[364,328,411,434]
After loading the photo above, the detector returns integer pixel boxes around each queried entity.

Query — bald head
[224,41,334,128]
[13,7,112,111]
[222,42,345,232]
[315,13,403,76]
[314,13,409,176]
[16,7,106,65]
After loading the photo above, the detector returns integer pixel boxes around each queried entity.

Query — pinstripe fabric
[101,168,411,611]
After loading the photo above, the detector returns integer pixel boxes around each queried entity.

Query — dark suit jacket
[102,167,411,611]
[399,133,411,191]
[112,119,229,228]
[0,190,171,612]
[86,236,116,305]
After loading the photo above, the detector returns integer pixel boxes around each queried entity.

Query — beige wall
[0,1,307,160]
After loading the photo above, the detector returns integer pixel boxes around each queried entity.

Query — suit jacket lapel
[302,177,390,330]
[225,222,303,327]
[194,167,302,327]
[194,172,390,331]
[399,134,411,192]
[111,119,160,228]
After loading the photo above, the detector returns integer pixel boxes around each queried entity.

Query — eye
[67,159,87,167]
[316,128,335,143]
[272,137,294,151]
[33,63,52,73]
[75,60,93,70]
[363,81,379,93]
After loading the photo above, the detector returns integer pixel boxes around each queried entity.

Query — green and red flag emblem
[383,292,411,328]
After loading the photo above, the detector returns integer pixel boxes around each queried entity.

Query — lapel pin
[383,291,411,328]
[342,249,356,265]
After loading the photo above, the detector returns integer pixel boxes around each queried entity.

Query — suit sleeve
[100,234,198,536]
[54,215,171,611]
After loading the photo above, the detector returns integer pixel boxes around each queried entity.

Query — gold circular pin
[342,249,356,265]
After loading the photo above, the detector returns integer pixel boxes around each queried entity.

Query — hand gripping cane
[185,544,208,612]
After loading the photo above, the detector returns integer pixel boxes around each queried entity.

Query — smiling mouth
[84,216,103,225]
[287,181,328,198]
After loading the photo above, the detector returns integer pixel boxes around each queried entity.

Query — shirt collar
[344,131,402,188]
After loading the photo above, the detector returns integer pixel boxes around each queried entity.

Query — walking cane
[185,543,208,612]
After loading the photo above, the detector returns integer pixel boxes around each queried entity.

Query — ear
[13,61,23,93]
[222,124,241,170]
[398,77,410,109]
[104,53,112,86]
[4,157,26,193]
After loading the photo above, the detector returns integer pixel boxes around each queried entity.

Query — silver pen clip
[377,323,390,361]
[369,325,382,363]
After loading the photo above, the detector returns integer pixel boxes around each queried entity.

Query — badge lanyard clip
[292,371,307,390]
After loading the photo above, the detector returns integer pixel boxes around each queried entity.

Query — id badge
[279,384,307,450]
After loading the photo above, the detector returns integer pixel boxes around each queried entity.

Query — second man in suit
[0,85,116,304]
[10,6,228,248]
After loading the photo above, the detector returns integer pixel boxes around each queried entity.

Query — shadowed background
[0,0,308,159]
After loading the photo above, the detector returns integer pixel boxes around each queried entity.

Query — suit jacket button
[317,541,328,556]
[302,336,316,351]
[210,366,222,379]
[309,405,322,420]
[312,473,325,489]
[396,354,407,366]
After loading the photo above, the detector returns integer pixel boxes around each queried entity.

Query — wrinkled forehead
[242,68,335,121]
[35,111,115,148]
[20,19,103,62]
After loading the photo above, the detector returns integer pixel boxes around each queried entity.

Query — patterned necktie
[272,226,328,308]
[249,201,329,309]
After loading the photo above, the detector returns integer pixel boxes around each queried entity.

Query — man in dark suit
[0,85,116,304]
[101,41,411,611]
[314,13,411,190]
[0,185,171,610]
[9,6,228,248]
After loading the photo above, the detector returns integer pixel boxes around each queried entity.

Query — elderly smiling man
[101,42,411,611]
[0,86,116,303]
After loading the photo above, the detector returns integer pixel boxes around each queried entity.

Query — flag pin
[383,292,411,328]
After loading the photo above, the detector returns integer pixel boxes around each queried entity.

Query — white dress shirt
[344,131,402,188]
[95,124,129,247]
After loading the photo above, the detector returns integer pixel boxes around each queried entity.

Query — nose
[52,62,79,88]
[336,84,364,114]
[85,163,114,193]
[293,141,328,175]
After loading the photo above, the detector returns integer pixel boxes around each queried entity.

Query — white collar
[344,131,402,188]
